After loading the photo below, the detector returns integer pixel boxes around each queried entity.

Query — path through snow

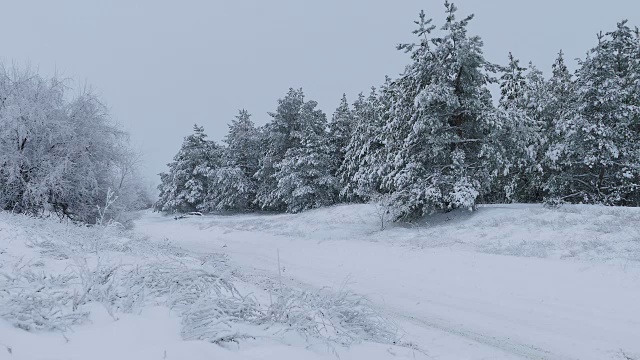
[136,204,640,360]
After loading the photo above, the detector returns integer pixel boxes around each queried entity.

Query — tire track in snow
[136,213,613,360]
[389,310,577,360]
[230,260,573,360]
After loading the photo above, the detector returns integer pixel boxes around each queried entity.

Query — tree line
[157,2,640,220]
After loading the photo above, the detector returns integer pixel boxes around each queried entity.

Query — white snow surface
[0,210,414,360]
[1,204,640,359]
[136,204,640,360]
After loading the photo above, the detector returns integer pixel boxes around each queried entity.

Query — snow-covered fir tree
[338,87,388,202]
[203,110,262,211]
[273,133,338,213]
[499,53,528,105]
[490,54,548,203]
[328,94,356,192]
[156,125,223,213]
[225,109,261,179]
[545,22,640,205]
[377,3,501,220]
[254,89,307,211]
[540,50,578,204]
[255,88,338,212]
[204,166,255,212]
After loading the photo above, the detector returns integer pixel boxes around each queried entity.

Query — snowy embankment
[136,204,640,360]
[0,212,412,360]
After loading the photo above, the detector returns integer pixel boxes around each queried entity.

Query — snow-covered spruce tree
[338,87,389,202]
[540,50,579,204]
[254,89,307,211]
[204,166,255,212]
[378,3,501,220]
[544,22,640,205]
[0,66,141,223]
[273,133,339,213]
[489,54,549,203]
[328,94,356,194]
[255,88,339,212]
[202,110,261,212]
[545,50,577,137]
[156,125,224,213]
[225,109,261,179]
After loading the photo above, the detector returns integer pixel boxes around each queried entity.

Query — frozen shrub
[265,287,398,346]
[0,265,88,331]
[181,295,262,344]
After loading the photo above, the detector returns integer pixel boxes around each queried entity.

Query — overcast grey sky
[2,1,639,183]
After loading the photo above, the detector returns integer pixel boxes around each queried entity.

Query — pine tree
[541,50,578,204]
[273,134,338,213]
[204,109,262,211]
[255,89,306,211]
[545,22,640,205]
[338,87,388,201]
[156,125,222,213]
[225,109,261,178]
[499,53,528,106]
[378,3,500,220]
[547,50,575,124]
[255,88,337,212]
[328,94,356,193]
[491,54,548,203]
[205,166,255,211]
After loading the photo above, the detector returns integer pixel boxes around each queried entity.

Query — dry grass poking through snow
[0,212,399,349]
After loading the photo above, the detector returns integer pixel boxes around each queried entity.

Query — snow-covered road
[136,204,640,360]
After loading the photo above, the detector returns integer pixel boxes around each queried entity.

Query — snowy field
[2,204,640,359]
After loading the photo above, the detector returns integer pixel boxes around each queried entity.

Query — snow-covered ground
[136,204,640,360]
[0,211,415,360]
[2,204,640,359]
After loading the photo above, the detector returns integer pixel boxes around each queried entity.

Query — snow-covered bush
[266,287,398,346]
[372,193,395,230]
[72,260,131,317]
[181,293,262,344]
